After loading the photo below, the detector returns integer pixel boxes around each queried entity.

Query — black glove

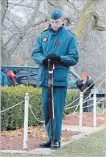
[42,58,48,66]
[42,55,54,66]
[76,80,83,89]
[87,79,93,86]
[46,53,61,63]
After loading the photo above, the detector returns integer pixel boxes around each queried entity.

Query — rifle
[48,59,55,148]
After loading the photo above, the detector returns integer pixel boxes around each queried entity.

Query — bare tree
[1,0,105,85]
[1,0,44,65]
[1,0,8,23]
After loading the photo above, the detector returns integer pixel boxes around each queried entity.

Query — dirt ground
[0,112,105,150]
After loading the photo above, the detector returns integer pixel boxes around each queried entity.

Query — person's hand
[76,79,83,88]
[42,58,48,66]
[46,53,61,63]
[15,82,18,86]
[43,53,61,66]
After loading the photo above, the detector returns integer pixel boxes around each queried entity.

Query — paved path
[1,124,105,156]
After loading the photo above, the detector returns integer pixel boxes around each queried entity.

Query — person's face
[82,76,87,81]
[50,18,64,31]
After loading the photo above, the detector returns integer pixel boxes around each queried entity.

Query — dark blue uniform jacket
[32,25,79,86]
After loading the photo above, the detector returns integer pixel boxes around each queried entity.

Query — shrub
[65,89,80,114]
[1,85,43,130]
[1,86,79,130]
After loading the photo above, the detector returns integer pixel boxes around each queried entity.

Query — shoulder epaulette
[42,29,49,33]
[68,30,75,36]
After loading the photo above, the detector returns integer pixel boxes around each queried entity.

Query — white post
[93,89,97,127]
[23,93,29,150]
[79,92,83,129]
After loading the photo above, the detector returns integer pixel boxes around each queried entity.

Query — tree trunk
[1,47,11,65]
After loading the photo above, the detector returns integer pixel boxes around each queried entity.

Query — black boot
[39,140,51,148]
[50,140,61,149]
[54,140,60,148]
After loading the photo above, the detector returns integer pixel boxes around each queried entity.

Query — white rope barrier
[65,103,79,110]
[71,103,79,115]
[29,105,44,124]
[65,71,106,111]
[65,102,80,117]
[1,100,24,113]
[0,70,105,151]
[83,96,93,103]
[80,77,106,106]
[83,71,106,94]
[83,104,93,109]
[65,97,80,107]
[78,88,105,128]
[79,98,105,110]
[96,78,106,88]
[96,97,105,104]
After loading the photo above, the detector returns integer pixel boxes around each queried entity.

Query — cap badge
[42,37,48,42]
[56,11,59,14]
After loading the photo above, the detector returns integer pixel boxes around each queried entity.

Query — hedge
[1,85,42,131]
[65,89,80,114]
[1,85,79,130]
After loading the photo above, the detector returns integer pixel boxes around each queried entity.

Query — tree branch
[47,1,56,7]
[66,0,80,13]
[1,0,8,23]
[5,16,20,30]
[7,0,43,55]
[7,0,25,13]
[92,12,106,31]
[4,33,22,47]
[8,2,35,9]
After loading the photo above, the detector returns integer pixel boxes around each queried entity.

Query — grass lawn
[1,129,106,157]
[49,129,106,156]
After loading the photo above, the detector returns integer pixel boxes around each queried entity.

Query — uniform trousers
[42,86,67,141]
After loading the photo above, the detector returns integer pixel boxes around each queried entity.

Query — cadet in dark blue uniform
[32,8,79,148]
